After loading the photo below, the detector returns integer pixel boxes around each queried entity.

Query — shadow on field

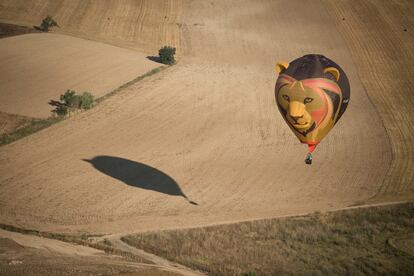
[146,56,163,64]
[83,156,197,205]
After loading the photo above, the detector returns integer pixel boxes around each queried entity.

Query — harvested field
[323,0,414,200]
[0,0,182,54]
[0,33,159,118]
[0,0,412,240]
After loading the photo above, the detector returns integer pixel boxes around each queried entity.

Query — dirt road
[0,0,412,235]
[0,229,187,275]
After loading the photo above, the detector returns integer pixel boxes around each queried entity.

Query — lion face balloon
[275,54,350,162]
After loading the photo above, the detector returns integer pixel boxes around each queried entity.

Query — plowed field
[0,0,412,235]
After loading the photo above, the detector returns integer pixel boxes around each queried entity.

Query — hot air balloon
[275,54,350,164]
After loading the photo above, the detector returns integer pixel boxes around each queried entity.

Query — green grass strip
[95,66,165,103]
[0,117,62,146]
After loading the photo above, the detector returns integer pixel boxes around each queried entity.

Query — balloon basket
[305,153,312,165]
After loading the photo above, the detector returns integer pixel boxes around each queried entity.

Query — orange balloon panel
[275,54,350,153]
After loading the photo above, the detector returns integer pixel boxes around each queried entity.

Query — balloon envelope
[275,54,350,153]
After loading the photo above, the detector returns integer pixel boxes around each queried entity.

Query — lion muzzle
[289,101,305,118]
[288,101,311,129]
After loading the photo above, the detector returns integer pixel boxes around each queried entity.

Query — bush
[39,15,59,32]
[49,90,94,116]
[158,46,176,65]
[79,92,94,109]
[51,102,69,116]
[60,90,80,109]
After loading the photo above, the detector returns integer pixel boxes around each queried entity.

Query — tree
[49,90,95,116]
[39,16,59,32]
[79,92,94,109]
[158,46,176,65]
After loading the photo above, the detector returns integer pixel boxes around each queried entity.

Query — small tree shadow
[146,56,163,64]
[83,156,198,205]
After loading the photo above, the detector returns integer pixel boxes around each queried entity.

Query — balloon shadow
[83,156,197,205]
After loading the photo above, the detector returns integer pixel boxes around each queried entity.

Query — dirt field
[0,0,182,55]
[0,229,180,275]
[323,0,414,200]
[0,0,412,240]
[0,33,159,118]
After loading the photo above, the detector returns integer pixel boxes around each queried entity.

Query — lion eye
[282,95,290,102]
[304,97,313,104]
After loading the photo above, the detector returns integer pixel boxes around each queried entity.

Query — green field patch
[123,203,414,275]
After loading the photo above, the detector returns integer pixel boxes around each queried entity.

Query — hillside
[0,0,412,235]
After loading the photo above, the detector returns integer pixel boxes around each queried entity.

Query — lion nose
[289,101,305,119]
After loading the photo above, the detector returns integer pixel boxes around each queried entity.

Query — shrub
[50,102,69,116]
[158,46,176,65]
[60,90,80,110]
[39,15,59,32]
[49,90,94,116]
[79,92,94,109]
